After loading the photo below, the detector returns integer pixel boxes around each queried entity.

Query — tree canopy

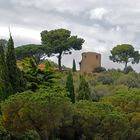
[1,90,73,140]
[41,28,84,71]
[15,44,45,64]
[109,44,140,69]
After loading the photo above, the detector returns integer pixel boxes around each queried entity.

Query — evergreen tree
[66,72,75,103]
[0,41,13,100]
[77,75,91,101]
[72,59,76,72]
[6,34,20,93]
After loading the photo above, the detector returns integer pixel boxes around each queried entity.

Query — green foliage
[124,66,134,74]
[72,59,76,72]
[77,75,91,101]
[6,34,22,93]
[41,28,84,71]
[73,101,130,140]
[97,73,114,85]
[94,67,106,73]
[1,90,73,139]
[94,85,110,100]
[0,39,8,48]
[110,44,140,68]
[0,125,11,140]
[102,89,140,139]
[20,58,59,91]
[66,72,75,103]
[111,85,129,95]
[21,130,41,140]
[107,69,123,81]
[102,90,140,113]
[116,74,140,89]
[15,44,44,64]
[0,40,13,100]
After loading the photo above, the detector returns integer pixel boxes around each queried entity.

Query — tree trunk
[58,52,62,71]
[125,61,128,69]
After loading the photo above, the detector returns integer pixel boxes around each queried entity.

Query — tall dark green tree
[72,59,76,72]
[0,41,13,100]
[41,28,84,71]
[66,72,75,103]
[77,75,91,101]
[6,34,20,93]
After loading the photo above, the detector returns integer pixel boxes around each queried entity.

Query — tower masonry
[79,52,101,73]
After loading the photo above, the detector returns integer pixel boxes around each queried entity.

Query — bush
[107,69,123,81]
[0,125,11,140]
[123,66,134,74]
[94,67,106,73]
[117,75,140,89]
[94,85,111,100]
[21,130,40,140]
[111,85,129,95]
[97,74,113,85]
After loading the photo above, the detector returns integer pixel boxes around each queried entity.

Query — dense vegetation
[1,28,140,140]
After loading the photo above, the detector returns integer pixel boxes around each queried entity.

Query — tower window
[96,55,98,59]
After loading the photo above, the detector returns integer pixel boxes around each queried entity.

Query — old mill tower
[80,52,101,73]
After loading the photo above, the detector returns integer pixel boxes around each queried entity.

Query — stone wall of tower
[80,52,101,73]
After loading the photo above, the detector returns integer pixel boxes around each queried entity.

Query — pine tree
[72,59,76,72]
[66,72,75,103]
[77,75,91,101]
[0,41,13,100]
[6,33,20,93]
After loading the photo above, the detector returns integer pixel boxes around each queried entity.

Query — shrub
[0,125,11,140]
[94,67,106,73]
[97,74,113,85]
[94,85,111,100]
[77,75,91,101]
[117,75,140,89]
[111,85,129,95]
[123,66,134,74]
[21,130,40,140]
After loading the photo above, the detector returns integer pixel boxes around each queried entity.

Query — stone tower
[79,52,101,73]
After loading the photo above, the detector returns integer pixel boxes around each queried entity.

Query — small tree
[72,59,76,72]
[41,28,84,71]
[0,41,13,100]
[66,72,75,103]
[77,75,91,101]
[110,44,140,69]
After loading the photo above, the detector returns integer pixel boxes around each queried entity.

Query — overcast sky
[1,0,140,71]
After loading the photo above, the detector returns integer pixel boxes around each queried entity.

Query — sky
[1,0,140,71]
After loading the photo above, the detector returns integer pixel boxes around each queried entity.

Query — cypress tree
[6,33,20,93]
[77,75,91,101]
[66,72,75,103]
[72,59,76,72]
[0,41,13,100]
